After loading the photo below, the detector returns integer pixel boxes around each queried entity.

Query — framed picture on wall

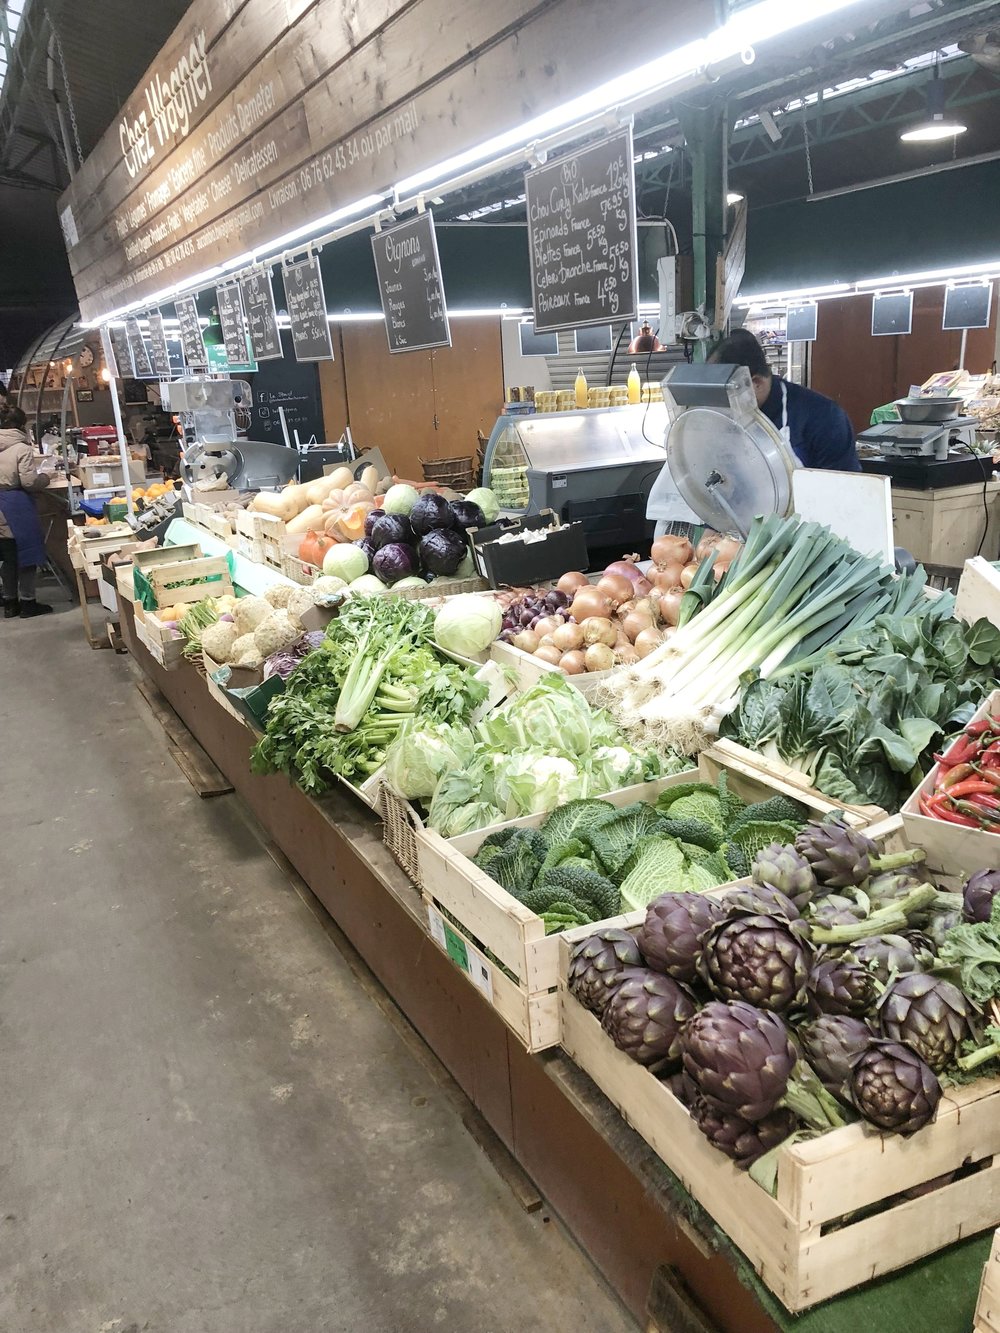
[76,389,94,402]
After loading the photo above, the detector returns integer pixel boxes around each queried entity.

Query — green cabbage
[384,720,476,800]
[383,483,420,515]
[323,543,369,582]
[463,487,500,523]
[434,595,502,657]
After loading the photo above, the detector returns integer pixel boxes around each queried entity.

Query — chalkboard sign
[146,310,172,377]
[943,283,993,331]
[525,126,638,333]
[872,292,913,337]
[283,255,334,362]
[372,210,451,353]
[175,295,207,366]
[247,331,324,447]
[100,326,119,379]
[216,281,252,367]
[125,316,154,377]
[110,325,134,377]
[240,270,282,361]
[786,303,818,343]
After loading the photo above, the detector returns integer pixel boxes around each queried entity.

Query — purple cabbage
[373,542,419,584]
[448,499,485,531]
[410,491,455,536]
[354,536,377,563]
[370,512,414,550]
[418,528,468,576]
[364,508,385,538]
[263,629,326,681]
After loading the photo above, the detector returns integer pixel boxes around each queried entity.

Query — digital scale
[857,416,978,462]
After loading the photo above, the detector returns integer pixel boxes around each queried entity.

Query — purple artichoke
[660,1069,696,1106]
[808,894,866,931]
[799,1014,873,1102]
[751,843,817,910]
[636,892,725,985]
[922,909,962,952]
[720,882,802,921]
[867,870,926,908]
[689,1094,797,1169]
[849,1040,942,1135]
[877,972,976,1072]
[963,869,1000,923]
[700,913,812,1013]
[568,928,642,1016]
[601,968,697,1072]
[852,933,924,984]
[807,952,879,1018]
[795,822,924,889]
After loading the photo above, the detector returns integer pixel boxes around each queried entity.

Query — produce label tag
[426,905,493,1001]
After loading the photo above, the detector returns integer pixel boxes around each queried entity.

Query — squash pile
[250,464,383,568]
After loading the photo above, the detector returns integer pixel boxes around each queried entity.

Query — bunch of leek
[600,514,927,755]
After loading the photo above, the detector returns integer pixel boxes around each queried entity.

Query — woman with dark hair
[0,404,52,618]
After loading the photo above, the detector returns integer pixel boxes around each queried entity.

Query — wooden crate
[133,609,186,668]
[415,746,877,1053]
[901,689,1000,879]
[558,920,1000,1312]
[976,1229,1000,1333]
[489,637,610,701]
[148,555,234,609]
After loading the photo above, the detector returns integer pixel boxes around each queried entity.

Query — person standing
[708,328,860,471]
[0,404,52,618]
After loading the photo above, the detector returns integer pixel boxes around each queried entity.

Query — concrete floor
[0,603,636,1333]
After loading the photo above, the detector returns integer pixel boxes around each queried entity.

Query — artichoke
[681,1001,845,1130]
[637,892,725,985]
[923,908,962,952]
[808,894,866,931]
[799,1014,873,1102]
[601,967,697,1072]
[878,972,976,1072]
[751,842,817,910]
[963,869,1000,923]
[807,952,879,1017]
[689,1094,797,1169]
[568,928,642,1016]
[849,1039,941,1135]
[700,913,812,1012]
[720,882,802,921]
[660,1069,696,1106]
[794,822,924,889]
[852,933,924,983]
[867,870,925,908]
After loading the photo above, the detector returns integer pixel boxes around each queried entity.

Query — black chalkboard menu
[147,310,172,377]
[248,331,324,447]
[283,255,334,362]
[216,281,252,367]
[240,270,282,361]
[371,211,451,353]
[525,126,638,333]
[125,316,154,377]
[175,296,207,367]
[109,324,134,377]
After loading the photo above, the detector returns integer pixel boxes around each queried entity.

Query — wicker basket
[421,454,472,479]
[378,782,422,884]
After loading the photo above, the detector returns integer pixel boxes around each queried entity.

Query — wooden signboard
[524,126,639,333]
[146,310,172,377]
[216,281,252,368]
[248,332,324,445]
[125,316,154,377]
[372,210,450,352]
[239,270,282,361]
[283,255,334,362]
[110,324,135,377]
[56,0,713,323]
[175,296,207,366]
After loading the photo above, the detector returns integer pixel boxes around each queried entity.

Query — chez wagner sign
[60,0,713,326]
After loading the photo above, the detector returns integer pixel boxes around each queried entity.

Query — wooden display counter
[118,598,992,1333]
[892,479,1000,567]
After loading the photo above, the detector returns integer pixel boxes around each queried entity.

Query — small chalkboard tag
[525,125,639,333]
[147,310,172,377]
[125,316,154,377]
[175,296,208,367]
[216,282,252,368]
[284,255,334,362]
[100,326,119,379]
[240,270,283,361]
[371,210,451,353]
[110,324,134,377]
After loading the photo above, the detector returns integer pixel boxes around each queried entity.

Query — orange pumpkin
[327,501,373,542]
[300,529,336,566]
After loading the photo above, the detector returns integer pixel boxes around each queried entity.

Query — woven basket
[378,782,422,885]
[421,455,472,481]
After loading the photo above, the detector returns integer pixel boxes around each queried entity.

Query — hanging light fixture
[628,320,663,353]
[900,59,968,142]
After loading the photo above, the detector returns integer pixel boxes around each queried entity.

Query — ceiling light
[727,191,745,204]
[900,62,967,142]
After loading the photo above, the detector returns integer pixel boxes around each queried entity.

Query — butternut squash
[326,466,354,492]
[280,483,309,515]
[359,464,380,496]
[286,503,326,536]
[251,490,298,521]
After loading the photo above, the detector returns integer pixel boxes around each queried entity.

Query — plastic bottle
[574,367,589,409]
[627,363,641,405]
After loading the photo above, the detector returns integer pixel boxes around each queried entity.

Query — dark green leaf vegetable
[534,865,620,920]
[699,913,812,1013]
[728,820,804,864]
[807,952,879,1018]
[877,972,976,1072]
[539,798,617,846]
[849,1040,941,1135]
[618,838,712,913]
[655,816,722,852]
[729,794,807,831]
[937,897,1000,1005]
[799,1014,873,1103]
[585,803,673,877]
[568,929,642,1016]
[474,828,548,896]
[689,1095,798,1169]
[601,968,697,1072]
[636,892,726,985]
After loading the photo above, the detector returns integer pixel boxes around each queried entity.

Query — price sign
[426,905,494,1002]
[146,310,172,377]
[371,210,450,352]
[109,324,134,377]
[240,270,282,361]
[216,281,253,367]
[175,295,207,367]
[525,125,638,333]
[283,254,334,362]
[125,316,154,377]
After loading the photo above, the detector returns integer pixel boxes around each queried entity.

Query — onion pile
[648,530,741,626]
[498,556,671,674]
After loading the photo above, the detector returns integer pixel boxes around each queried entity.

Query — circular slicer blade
[666,407,796,535]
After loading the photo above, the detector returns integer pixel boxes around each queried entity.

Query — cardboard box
[78,456,145,489]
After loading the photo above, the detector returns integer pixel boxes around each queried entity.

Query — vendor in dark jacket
[709,328,860,472]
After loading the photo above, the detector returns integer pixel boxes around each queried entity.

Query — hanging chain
[46,10,83,165]
[803,103,815,197]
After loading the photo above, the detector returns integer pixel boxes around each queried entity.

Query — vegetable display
[918,706,1000,829]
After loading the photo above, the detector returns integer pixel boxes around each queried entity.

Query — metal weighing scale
[857,415,990,490]
[647,364,798,537]
[164,377,301,491]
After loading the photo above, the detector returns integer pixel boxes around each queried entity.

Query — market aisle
[0,608,635,1333]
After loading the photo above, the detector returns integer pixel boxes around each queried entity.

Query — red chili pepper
[952,800,1000,828]
[940,736,980,766]
[926,798,980,827]
[971,765,1000,789]
[943,777,998,799]
[941,762,976,789]
[967,718,996,737]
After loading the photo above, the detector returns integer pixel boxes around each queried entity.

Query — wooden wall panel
[430,318,504,467]
[812,289,998,433]
[317,331,349,442]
